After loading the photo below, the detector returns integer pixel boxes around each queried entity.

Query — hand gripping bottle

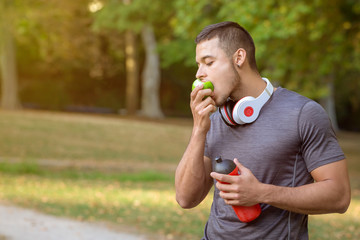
[213,156,261,222]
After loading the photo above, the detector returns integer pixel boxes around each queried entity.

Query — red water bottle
[213,156,261,222]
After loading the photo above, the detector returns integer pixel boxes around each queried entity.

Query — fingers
[190,83,216,133]
[210,172,236,184]
[190,84,203,101]
[200,101,216,115]
[219,191,241,203]
[216,181,236,192]
[191,85,214,103]
[191,86,216,117]
[234,158,251,175]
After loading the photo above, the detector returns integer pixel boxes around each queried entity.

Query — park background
[0,0,359,239]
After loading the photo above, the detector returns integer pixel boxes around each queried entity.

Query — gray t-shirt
[202,87,345,240]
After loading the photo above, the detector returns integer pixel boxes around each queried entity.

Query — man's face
[195,37,239,107]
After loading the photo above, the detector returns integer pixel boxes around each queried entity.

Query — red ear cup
[244,106,254,117]
[219,100,237,126]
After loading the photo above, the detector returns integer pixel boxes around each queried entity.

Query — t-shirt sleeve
[298,101,345,172]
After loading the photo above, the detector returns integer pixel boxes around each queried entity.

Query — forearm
[176,85,216,208]
[259,180,350,214]
[175,129,212,208]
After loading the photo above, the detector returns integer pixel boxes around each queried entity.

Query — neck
[230,71,265,101]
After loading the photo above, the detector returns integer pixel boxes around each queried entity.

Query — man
[175,21,351,239]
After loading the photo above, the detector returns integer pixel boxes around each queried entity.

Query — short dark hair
[195,21,257,70]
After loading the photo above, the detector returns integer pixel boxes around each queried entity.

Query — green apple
[192,79,214,91]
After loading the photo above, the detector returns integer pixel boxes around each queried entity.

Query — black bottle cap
[213,156,236,174]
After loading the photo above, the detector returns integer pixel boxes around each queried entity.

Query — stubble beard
[216,63,241,107]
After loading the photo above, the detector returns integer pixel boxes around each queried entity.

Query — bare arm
[211,159,351,214]
[175,84,216,209]
[175,135,213,209]
[261,159,351,214]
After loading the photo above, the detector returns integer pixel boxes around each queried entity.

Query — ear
[234,48,247,68]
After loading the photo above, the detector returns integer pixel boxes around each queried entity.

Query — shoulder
[270,87,334,138]
[273,87,312,107]
[275,88,333,137]
[272,88,330,123]
[275,89,344,171]
[298,99,333,135]
[264,87,313,125]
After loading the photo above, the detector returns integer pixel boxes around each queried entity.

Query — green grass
[0,172,211,239]
[0,161,173,182]
[0,110,191,167]
[0,109,359,239]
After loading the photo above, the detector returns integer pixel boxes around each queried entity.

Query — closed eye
[206,61,214,66]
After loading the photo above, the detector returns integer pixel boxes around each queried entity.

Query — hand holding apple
[190,79,216,132]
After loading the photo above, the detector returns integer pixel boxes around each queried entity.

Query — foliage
[93,0,172,31]
[172,0,360,99]
[10,0,126,111]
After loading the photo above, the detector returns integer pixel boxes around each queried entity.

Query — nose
[195,65,206,80]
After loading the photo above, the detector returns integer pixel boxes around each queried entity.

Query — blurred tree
[14,0,126,111]
[0,0,21,109]
[124,28,139,115]
[93,0,171,118]
[141,24,164,118]
[121,0,140,116]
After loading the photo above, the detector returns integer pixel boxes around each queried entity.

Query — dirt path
[0,204,148,240]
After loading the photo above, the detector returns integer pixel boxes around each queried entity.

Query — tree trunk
[124,30,139,115]
[320,76,339,132]
[140,24,164,118]
[0,0,20,110]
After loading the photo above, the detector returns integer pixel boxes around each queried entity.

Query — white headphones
[219,77,274,126]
